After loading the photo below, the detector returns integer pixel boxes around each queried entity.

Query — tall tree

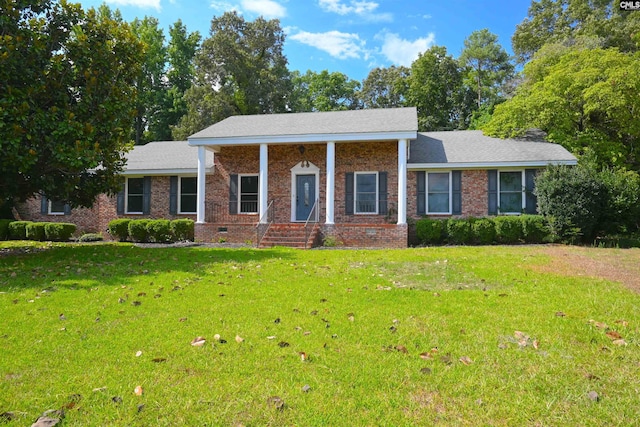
[160,20,200,141]
[483,48,640,171]
[359,66,409,109]
[290,70,361,112]
[512,0,640,63]
[460,29,514,109]
[0,0,143,208]
[174,12,290,138]
[131,16,166,145]
[406,46,474,131]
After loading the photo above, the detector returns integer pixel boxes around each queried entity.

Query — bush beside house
[108,218,195,243]
[414,215,551,246]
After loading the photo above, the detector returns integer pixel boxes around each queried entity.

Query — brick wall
[321,224,407,248]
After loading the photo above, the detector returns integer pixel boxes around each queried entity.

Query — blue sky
[76,0,532,81]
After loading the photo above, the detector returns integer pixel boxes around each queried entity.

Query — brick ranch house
[17,107,577,247]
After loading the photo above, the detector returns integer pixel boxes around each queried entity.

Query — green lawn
[1,242,638,426]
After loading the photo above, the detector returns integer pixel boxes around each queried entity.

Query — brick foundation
[321,223,407,248]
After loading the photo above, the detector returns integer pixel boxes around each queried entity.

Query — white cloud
[378,32,435,66]
[290,30,365,60]
[241,0,286,18]
[318,0,392,22]
[210,0,286,18]
[106,0,161,10]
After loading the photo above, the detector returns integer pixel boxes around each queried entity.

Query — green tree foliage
[174,12,291,139]
[359,66,409,109]
[131,16,167,144]
[0,0,143,208]
[290,70,361,112]
[406,46,474,131]
[484,48,640,170]
[512,0,640,63]
[535,161,640,241]
[459,29,514,109]
[164,20,200,141]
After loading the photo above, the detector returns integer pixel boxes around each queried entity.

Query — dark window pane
[50,200,65,214]
[180,195,196,213]
[128,178,144,195]
[428,173,449,192]
[500,193,522,213]
[128,195,143,213]
[181,177,197,194]
[500,172,521,192]
[241,176,259,193]
[428,193,449,213]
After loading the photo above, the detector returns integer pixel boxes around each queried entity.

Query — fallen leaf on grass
[614,319,629,327]
[301,384,311,393]
[347,313,355,322]
[235,335,244,343]
[459,356,473,365]
[440,354,452,365]
[266,336,276,340]
[179,317,187,322]
[299,352,308,361]
[278,341,290,348]
[612,339,627,346]
[420,367,432,375]
[191,337,206,346]
[152,358,167,363]
[395,345,408,353]
[31,416,60,427]
[135,351,142,357]
[555,311,566,317]
[92,387,107,393]
[589,320,608,329]
[111,396,122,404]
[587,391,600,402]
[419,352,433,360]
[606,330,623,340]
[134,386,143,396]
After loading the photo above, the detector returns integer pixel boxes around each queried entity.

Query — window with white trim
[48,200,66,215]
[499,171,524,214]
[179,177,197,214]
[427,172,451,214]
[355,172,378,214]
[126,177,144,214]
[239,175,259,214]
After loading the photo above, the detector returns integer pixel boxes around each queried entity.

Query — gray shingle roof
[189,107,418,142]
[409,130,577,167]
[123,140,214,175]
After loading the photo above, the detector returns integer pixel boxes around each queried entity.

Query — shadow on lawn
[0,242,296,290]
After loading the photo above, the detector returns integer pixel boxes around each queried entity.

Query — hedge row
[0,220,76,242]
[108,219,195,243]
[415,215,551,246]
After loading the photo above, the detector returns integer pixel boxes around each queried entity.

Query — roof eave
[188,131,418,147]
[122,167,214,176]
[408,159,578,170]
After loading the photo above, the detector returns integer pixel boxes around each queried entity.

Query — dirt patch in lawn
[534,245,640,293]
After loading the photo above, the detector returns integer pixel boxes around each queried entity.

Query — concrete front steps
[258,223,319,249]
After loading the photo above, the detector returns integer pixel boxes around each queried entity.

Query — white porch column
[259,143,269,223]
[397,139,407,225]
[196,146,207,224]
[325,141,335,224]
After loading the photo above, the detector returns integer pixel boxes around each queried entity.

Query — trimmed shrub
[447,219,472,245]
[170,219,195,242]
[128,219,151,243]
[78,233,104,242]
[8,221,31,240]
[535,164,606,242]
[108,219,131,242]
[0,219,13,240]
[26,222,47,241]
[494,216,523,244]
[471,218,496,245]
[44,223,76,241]
[147,219,172,243]
[520,215,549,244]
[415,218,447,245]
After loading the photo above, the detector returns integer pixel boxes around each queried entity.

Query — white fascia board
[407,159,577,170]
[122,167,213,176]
[188,131,417,146]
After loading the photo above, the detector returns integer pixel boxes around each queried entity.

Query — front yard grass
[1,242,638,425]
